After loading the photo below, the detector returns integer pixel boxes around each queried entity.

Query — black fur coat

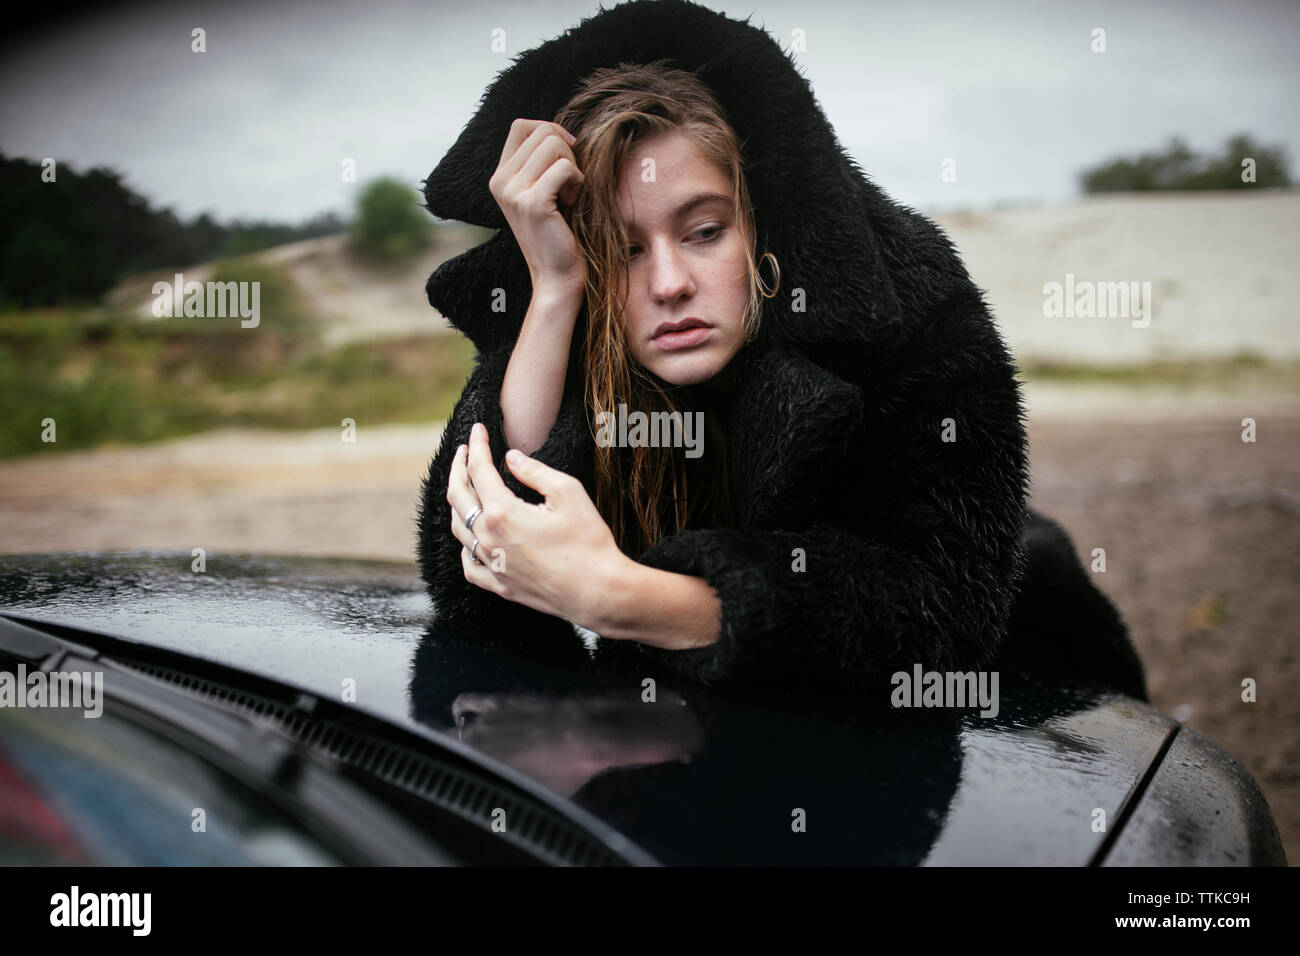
[415,0,1148,701]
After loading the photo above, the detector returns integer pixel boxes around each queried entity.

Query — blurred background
[0,0,1297,862]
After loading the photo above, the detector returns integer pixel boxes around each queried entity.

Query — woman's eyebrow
[671,192,732,217]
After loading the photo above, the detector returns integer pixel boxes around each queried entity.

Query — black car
[0,550,1285,866]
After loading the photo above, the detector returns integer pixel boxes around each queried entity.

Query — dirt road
[1023,389,1300,867]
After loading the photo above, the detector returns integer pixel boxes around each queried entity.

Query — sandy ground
[0,422,444,562]
[932,190,1300,365]
[0,380,1297,865]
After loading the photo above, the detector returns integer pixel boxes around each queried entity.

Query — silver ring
[464,504,483,534]
[470,537,483,565]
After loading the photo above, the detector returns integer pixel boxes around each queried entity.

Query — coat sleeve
[617,523,1023,696]
[415,340,595,630]
[613,339,1031,698]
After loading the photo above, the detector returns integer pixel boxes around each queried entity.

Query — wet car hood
[0,550,1180,866]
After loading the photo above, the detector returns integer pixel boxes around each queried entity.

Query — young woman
[417,2,1146,700]
[443,63,775,653]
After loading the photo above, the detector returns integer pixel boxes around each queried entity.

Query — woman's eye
[627,226,722,258]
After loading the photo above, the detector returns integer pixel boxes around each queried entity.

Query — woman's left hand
[446,421,628,629]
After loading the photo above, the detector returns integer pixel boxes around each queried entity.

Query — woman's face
[616,130,750,387]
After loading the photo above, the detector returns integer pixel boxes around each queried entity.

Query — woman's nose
[649,244,694,303]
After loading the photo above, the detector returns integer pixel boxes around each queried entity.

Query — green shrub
[349,177,432,262]
[1081,134,1292,192]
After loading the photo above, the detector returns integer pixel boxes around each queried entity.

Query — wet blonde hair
[554,59,777,556]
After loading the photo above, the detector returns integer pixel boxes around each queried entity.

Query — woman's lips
[653,326,711,350]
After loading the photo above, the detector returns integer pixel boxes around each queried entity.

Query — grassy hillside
[0,253,475,458]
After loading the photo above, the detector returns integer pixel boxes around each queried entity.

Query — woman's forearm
[585,555,723,651]
[500,281,584,456]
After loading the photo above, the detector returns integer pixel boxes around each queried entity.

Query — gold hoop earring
[757,251,781,299]
[741,251,778,345]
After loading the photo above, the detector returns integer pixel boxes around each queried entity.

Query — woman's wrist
[582,554,722,651]
[502,279,583,453]
[529,274,586,310]
[577,552,637,641]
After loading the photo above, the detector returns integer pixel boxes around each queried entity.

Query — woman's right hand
[489,118,587,294]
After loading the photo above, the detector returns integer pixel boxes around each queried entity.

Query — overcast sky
[1,0,1295,223]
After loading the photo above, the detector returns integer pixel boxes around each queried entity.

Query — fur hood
[416,0,1147,701]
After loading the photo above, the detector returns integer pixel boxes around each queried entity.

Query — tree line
[0,153,344,308]
[1080,133,1291,193]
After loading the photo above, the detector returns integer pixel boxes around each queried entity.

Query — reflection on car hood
[0,550,1177,866]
